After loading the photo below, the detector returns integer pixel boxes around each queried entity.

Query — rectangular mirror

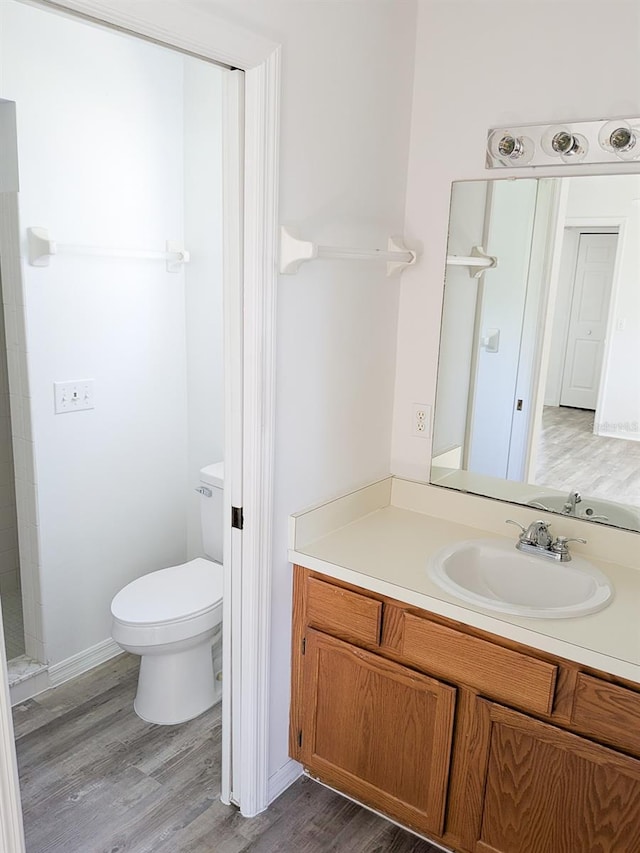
[431,175,640,534]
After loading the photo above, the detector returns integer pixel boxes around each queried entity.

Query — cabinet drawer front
[571,673,640,756]
[306,577,382,646]
[401,613,557,716]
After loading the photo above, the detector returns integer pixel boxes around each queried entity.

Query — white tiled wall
[0,296,19,600]
[0,192,43,663]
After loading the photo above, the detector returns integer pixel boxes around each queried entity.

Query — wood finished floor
[535,405,640,505]
[13,654,441,853]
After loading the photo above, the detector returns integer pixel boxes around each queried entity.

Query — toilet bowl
[110,463,224,725]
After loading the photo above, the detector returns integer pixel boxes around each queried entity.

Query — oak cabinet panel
[474,701,640,853]
[571,673,640,757]
[300,628,456,838]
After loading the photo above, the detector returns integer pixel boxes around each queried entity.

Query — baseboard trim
[48,638,123,688]
[267,758,302,804]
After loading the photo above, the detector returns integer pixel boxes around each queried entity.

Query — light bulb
[487,130,534,165]
[599,120,640,160]
[541,126,588,163]
[558,132,588,163]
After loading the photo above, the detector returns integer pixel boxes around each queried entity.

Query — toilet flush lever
[195,486,212,497]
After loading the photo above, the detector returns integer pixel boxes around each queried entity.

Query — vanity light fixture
[486,116,640,168]
[598,120,640,160]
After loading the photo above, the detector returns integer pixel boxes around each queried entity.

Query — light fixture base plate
[486,116,640,169]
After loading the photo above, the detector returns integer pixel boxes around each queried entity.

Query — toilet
[110,462,224,725]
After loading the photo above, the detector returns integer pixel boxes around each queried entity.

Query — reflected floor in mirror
[13,654,439,853]
[536,406,640,504]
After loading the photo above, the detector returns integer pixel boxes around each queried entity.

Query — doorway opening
[1,0,280,841]
[0,0,228,691]
[0,0,240,843]
[548,227,619,413]
[534,224,634,502]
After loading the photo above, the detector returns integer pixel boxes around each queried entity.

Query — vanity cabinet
[290,565,640,852]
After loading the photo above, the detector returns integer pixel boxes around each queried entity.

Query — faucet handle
[506,519,540,545]
[550,535,587,559]
[553,535,587,548]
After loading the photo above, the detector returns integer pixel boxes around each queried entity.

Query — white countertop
[289,477,640,683]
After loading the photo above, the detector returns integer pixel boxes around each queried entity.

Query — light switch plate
[54,379,95,414]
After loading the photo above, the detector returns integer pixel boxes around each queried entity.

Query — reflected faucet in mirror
[430,174,640,535]
[564,491,581,514]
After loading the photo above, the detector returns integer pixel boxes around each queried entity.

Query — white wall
[209,0,418,783]
[392,0,640,481]
[0,3,189,665]
[0,147,19,601]
[0,299,18,601]
[183,57,224,557]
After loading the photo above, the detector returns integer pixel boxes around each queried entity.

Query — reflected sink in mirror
[525,493,640,532]
[428,539,613,619]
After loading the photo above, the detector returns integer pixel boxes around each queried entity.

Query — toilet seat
[111,557,223,647]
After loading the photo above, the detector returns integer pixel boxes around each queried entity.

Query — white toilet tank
[200,462,224,563]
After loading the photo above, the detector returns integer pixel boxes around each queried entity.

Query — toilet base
[133,639,217,725]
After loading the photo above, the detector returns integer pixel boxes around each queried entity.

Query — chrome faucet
[562,490,582,515]
[506,519,586,562]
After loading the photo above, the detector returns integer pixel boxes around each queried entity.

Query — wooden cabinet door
[472,700,640,853]
[300,628,456,839]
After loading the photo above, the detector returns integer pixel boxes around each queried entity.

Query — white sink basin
[428,539,613,619]
[526,494,640,532]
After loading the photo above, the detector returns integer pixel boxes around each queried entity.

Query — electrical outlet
[54,379,95,414]
[412,403,431,438]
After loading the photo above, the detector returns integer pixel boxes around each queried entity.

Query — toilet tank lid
[200,461,223,488]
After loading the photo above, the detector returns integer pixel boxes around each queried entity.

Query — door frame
[0,2,281,848]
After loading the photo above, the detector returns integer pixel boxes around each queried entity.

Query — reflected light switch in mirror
[480,328,500,353]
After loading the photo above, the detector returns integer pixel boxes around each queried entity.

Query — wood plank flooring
[12,654,442,853]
